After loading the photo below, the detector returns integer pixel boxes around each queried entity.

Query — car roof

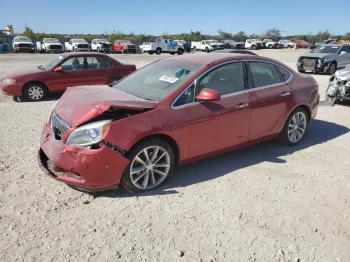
[62,52,108,57]
[164,53,267,65]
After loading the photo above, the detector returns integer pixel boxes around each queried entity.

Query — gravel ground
[0,50,349,262]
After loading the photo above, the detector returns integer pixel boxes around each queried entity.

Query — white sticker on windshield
[319,47,325,49]
[58,55,64,60]
[159,75,178,83]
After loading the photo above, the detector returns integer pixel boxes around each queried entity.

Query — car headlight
[2,79,16,85]
[66,120,111,147]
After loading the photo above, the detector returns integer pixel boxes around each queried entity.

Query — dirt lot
[0,50,349,262]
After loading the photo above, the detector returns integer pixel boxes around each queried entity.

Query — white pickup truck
[191,40,224,52]
[12,36,35,53]
[141,38,184,55]
[36,38,63,53]
[64,38,90,52]
[245,39,264,50]
[91,39,111,53]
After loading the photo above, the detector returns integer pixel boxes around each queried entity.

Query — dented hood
[334,67,350,81]
[54,85,156,127]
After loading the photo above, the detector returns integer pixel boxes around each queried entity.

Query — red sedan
[38,53,319,192]
[0,52,136,101]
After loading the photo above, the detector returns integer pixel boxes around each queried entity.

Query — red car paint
[113,40,137,54]
[38,53,319,190]
[0,52,136,97]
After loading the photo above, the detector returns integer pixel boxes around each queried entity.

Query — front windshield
[14,37,31,42]
[43,55,65,70]
[115,59,203,101]
[311,45,339,53]
[207,40,216,43]
[44,38,59,43]
[71,39,85,43]
[96,39,108,43]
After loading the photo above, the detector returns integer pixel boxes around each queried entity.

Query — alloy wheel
[129,146,171,190]
[28,85,44,100]
[287,112,307,143]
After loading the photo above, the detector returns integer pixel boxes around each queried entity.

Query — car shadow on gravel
[95,119,349,198]
[13,93,62,102]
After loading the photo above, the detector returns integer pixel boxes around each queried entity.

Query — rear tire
[156,48,162,55]
[278,108,308,146]
[205,47,209,53]
[177,48,184,55]
[23,82,48,101]
[122,138,175,193]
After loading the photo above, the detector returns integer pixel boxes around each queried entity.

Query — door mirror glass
[196,88,221,102]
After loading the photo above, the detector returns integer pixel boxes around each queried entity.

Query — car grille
[127,45,135,49]
[18,43,32,48]
[302,58,317,69]
[77,44,88,48]
[49,45,62,50]
[51,112,71,140]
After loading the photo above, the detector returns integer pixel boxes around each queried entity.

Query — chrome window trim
[171,59,294,110]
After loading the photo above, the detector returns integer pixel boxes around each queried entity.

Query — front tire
[178,48,184,55]
[279,108,308,146]
[23,83,48,101]
[122,138,175,192]
[327,62,337,75]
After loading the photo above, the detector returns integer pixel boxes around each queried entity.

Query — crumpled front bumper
[38,122,130,191]
[297,60,331,73]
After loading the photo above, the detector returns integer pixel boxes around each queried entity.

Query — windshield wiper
[38,65,45,70]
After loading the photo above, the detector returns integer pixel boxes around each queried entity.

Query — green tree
[263,28,281,41]
[217,30,232,40]
[22,26,35,38]
[232,31,247,41]
[342,32,350,41]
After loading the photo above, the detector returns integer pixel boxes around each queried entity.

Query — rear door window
[248,61,283,88]
[61,57,85,71]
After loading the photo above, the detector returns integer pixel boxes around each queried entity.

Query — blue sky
[1,0,349,36]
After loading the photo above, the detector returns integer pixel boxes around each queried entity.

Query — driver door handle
[236,103,249,109]
[280,91,291,97]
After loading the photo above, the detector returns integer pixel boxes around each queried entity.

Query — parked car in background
[113,40,137,54]
[65,39,90,52]
[223,40,244,49]
[91,39,111,53]
[38,53,319,192]
[0,52,136,101]
[297,44,350,74]
[212,49,257,55]
[245,39,264,50]
[174,40,191,52]
[36,38,64,53]
[295,40,309,49]
[0,40,10,53]
[191,40,224,52]
[279,39,295,48]
[263,39,278,49]
[142,38,184,55]
[12,36,35,53]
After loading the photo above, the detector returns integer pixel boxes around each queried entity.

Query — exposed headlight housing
[66,120,111,147]
[2,79,16,85]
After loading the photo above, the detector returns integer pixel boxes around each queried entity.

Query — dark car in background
[297,44,350,74]
[0,52,136,101]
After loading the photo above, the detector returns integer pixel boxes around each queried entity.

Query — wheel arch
[289,104,312,123]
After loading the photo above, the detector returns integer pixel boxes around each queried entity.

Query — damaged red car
[38,53,319,192]
[0,52,136,101]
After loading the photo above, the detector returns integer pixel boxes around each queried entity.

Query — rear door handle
[280,91,291,97]
[236,103,249,109]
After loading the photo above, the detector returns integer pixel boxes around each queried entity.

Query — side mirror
[53,66,63,73]
[196,88,221,102]
[340,51,347,55]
